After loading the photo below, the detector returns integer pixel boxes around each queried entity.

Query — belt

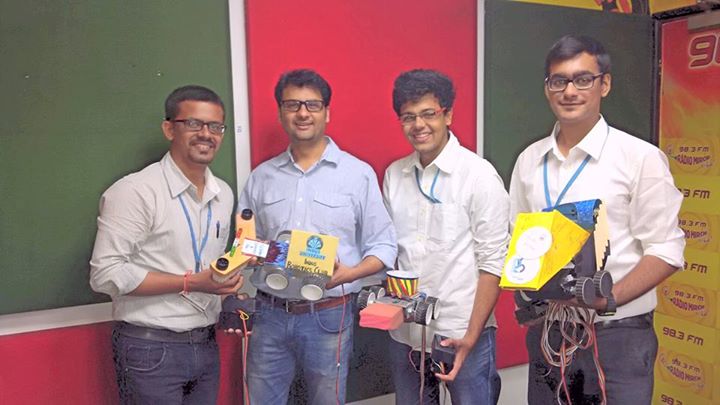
[595,312,653,331]
[115,321,215,343]
[256,290,351,315]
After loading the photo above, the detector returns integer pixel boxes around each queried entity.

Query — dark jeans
[526,313,657,405]
[112,326,220,405]
[388,327,501,405]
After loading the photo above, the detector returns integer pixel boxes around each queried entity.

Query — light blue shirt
[239,136,397,296]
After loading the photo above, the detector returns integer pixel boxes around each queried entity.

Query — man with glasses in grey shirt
[90,85,242,404]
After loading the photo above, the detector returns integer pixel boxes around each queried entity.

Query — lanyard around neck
[543,153,591,209]
[415,167,442,204]
[178,194,212,273]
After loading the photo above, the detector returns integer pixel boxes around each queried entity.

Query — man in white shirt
[383,69,509,404]
[509,35,685,404]
[90,85,243,404]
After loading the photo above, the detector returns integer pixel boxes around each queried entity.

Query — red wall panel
[244,0,477,177]
[245,0,527,369]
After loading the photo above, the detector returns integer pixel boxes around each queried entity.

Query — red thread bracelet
[183,271,192,294]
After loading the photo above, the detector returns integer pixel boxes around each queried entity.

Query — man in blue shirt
[238,69,397,404]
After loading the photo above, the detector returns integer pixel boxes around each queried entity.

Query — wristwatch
[598,293,617,317]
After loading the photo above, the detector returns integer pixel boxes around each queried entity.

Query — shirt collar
[402,131,461,174]
[161,152,220,202]
[272,136,340,168]
[541,115,609,162]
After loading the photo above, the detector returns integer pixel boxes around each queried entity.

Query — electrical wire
[237,310,252,405]
[540,302,607,405]
[419,325,426,405]
[335,285,348,405]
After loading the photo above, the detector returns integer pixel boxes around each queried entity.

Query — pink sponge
[359,303,405,330]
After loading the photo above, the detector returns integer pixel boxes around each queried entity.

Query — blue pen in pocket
[216,221,220,238]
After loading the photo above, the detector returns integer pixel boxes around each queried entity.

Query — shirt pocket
[427,203,459,250]
[259,191,291,239]
[310,192,356,236]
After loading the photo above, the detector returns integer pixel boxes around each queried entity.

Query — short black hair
[545,35,611,77]
[392,69,456,115]
[274,69,332,107]
[164,85,224,120]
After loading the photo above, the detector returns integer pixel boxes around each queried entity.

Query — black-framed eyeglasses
[170,118,226,135]
[280,99,325,112]
[545,73,605,92]
[398,108,446,126]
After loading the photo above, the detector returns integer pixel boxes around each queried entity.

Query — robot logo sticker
[516,227,552,259]
[300,235,326,260]
[307,235,324,251]
[504,255,541,284]
[511,257,526,273]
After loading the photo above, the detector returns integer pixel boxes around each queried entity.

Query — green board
[484,0,654,184]
[0,0,236,315]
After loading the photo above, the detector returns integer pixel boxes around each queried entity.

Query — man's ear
[161,120,174,141]
[601,73,612,98]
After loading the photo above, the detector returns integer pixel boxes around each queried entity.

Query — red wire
[559,339,572,405]
[335,286,347,405]
[590,321,607,405]
[240,312,251,405]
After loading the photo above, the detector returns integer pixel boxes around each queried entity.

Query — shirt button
[298,197,303,202]
[296,222,301,226]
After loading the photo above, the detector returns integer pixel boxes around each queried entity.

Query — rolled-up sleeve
[471,165,511,277]
[629,149,686,268]
[89,181,152,298]
[358,170,397,269]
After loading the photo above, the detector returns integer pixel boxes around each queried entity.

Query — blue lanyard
[178,195,212,273]
[543,153,591,209]
[415,167,442,204]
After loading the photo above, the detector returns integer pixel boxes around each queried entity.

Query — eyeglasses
[545,73,605,92]
[170,118,226,135]
[399,108,446,126]
[280,99,325,112]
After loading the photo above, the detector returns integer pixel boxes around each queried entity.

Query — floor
[348,364,529,405]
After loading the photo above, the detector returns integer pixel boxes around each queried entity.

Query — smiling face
[278,85,329,146]
[545,52,611,128]
[162,100,225,171]
[399,94,453,167]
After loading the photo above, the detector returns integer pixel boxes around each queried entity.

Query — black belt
[115,321,215,343]
[256,290,351,315]
[595,312,653,331]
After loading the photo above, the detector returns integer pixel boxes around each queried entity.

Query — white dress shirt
[90,153,234,331]
[509,116,685,321]
[383,133,510,351]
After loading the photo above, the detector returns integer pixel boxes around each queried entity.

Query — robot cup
[357,271,440,329]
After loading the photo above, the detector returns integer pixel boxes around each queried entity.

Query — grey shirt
[90,153,234,331]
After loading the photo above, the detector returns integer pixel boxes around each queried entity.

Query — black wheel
[425,296,440,319]
[369,285,386,299]
[592,270,613,298]
[414,301,433,325]
[573,277,594,306]
[357,290,371,309]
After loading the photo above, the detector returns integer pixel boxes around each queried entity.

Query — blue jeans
[526,313,657,404]
[111,329,219,405]
[388,327,501,405]
[247,299,355,404]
